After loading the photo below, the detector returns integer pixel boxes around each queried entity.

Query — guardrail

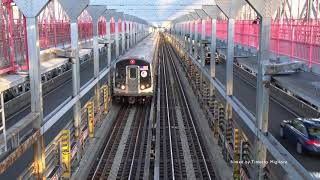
[18,84,110,179]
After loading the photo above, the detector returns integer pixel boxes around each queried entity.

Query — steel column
[13,4,50,179]
[93,23,99,76]
[194,20,198,58]
[122,20,126,53]
[140,23,143,40]
[13,2,50,177]
[25,17,45,178]
[226,19,234,96]
[70,22,82,161]
[254,17,272,180]
[103,10,114,65]
[183,22,185,49]
[225,18,235,164]
[210,18,217,79]
[133,22,137,45]
[189,20,193,54]
[86,5,107,77]
[70,22,81,134]
[93,21,100,113]
[179,23,181,41]
[126,21,130,49]
[201,19,206,67]
[181,23,183,42]
[134,22,137,45]
[106,21,111,66]
[210,18,217,96]
[127,21,131,48]
[138,23,140,41]
[57,0,89,173]
[143,24,145,38]
[130,21,133,47]
[105,19,112,101]
[115,19,119,57]
[26,17,43,124]
[133,22,136,45]
[136,23,139,43]
[182,22,185,43]
[182,22,185,48]
[131,21,134,47]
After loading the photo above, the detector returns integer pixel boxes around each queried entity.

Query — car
[280,118,320,155]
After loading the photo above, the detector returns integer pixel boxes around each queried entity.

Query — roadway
[204,61,320,174]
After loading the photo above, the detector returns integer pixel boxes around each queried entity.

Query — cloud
[159,0,177,6]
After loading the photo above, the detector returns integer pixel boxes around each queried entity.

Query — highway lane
[0,50,111,179]
[204,62,320,173]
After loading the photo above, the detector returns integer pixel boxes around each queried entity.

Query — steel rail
[161,40,176,180]
[164,37,213,180]
[163,39,187,179]
[128,104,150,179]
[99,106,137,179]
[89,105,130,179]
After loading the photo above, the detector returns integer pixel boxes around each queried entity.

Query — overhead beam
[89,0,215,6]
[215,0,247,18]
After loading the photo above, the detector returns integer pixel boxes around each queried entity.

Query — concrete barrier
[234,63,319,118]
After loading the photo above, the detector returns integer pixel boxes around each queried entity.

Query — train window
[129,68,137,79]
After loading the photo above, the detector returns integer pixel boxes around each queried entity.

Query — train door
[127,66,139,91]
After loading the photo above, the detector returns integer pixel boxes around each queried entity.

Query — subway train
[113,32,158,104]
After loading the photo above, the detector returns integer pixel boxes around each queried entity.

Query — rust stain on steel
[0,130,41,174]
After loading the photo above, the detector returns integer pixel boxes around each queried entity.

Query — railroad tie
[175,106,196,180]
[107,107,137,180]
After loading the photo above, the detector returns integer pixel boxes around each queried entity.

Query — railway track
[156,35,216,179]
[88,103,151,180]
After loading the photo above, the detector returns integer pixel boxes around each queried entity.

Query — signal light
[129,59,136,65]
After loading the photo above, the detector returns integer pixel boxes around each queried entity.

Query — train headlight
[117,83,121,88]
[141,71,147,78]
[141,85,145,90]
[146,84,150,88]
[121,85,125,90]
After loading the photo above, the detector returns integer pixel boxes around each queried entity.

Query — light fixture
[141,70,147,77]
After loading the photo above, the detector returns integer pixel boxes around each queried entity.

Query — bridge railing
[205,19,320,68]
[0,0,110,75]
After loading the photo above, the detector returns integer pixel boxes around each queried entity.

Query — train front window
[115,63,126,87]
[129,68,137,79]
